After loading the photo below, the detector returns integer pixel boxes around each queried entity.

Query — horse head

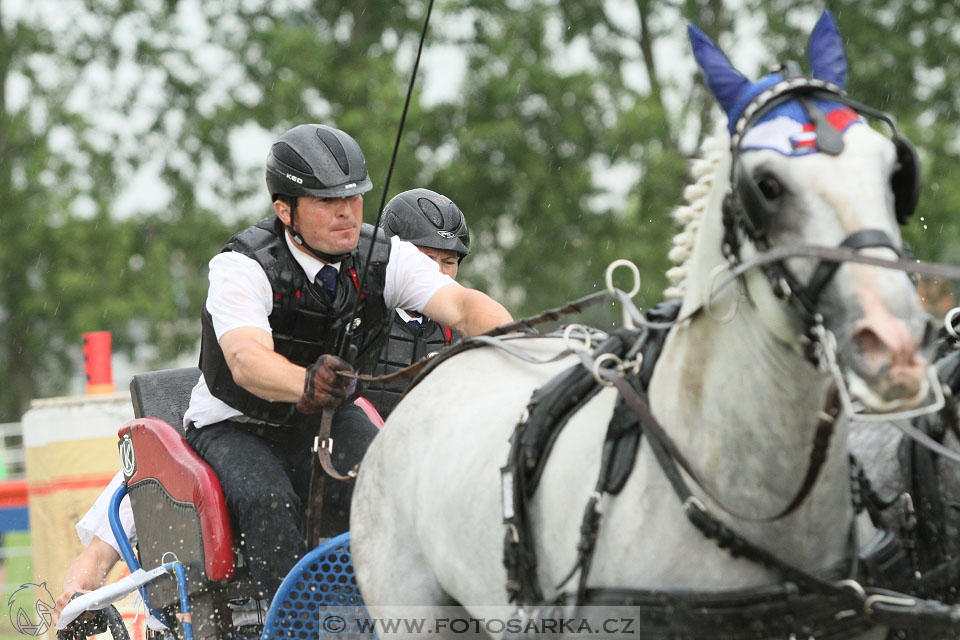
[681,11,933,415]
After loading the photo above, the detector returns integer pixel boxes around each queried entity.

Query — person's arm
[422,283,513,337]
[218,326,306,402]
[205,251,318,403]
[53,537,120,624]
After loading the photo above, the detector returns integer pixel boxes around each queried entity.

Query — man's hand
[55,537,120,627]
[54,589,90,627]
[296,354,353,413]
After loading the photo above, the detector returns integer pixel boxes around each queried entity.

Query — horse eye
[756,176,783,200]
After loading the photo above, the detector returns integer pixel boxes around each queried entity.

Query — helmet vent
[448,209,463,228]
[417,198,444,228]
[315,128,350,175]
[272,142,312,174]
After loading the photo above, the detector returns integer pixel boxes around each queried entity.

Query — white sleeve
[75,471,137,555]
[206,252,274,339]
[383,237,457,312]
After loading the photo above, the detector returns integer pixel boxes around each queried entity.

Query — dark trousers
[185,403,378,601]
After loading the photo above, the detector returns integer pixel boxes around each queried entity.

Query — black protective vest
[364,312,460,419]
[199,217,391,426]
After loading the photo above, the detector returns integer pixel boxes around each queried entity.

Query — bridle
[720,64,922,366]
[706,63,954,430]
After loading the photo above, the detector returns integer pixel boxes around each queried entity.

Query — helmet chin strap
[285,203,351,264]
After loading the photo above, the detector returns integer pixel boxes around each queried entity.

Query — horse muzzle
[846,324,930,409]
[831,288,938,415]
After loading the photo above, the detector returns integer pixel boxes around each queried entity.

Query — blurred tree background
[0,0,957,421]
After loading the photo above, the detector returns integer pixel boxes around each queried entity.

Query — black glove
[296,354,352,413]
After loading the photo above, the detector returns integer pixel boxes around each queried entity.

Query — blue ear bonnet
[725,74,784,134]
[688,11,850,136]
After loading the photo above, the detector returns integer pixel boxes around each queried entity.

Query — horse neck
[647,155,854,565]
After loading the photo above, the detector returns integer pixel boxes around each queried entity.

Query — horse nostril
[851,327,890,370]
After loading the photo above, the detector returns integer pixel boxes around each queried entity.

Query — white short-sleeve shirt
[183,229,456,428]
[75,470,137,554]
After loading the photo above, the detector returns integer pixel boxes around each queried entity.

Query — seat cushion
[118,418,235,582]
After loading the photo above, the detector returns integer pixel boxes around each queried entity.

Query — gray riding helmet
[380,189,470,262]
[265,124,373,200]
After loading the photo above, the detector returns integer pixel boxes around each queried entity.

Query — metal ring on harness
[562,324,593,352]
[946,307,960,340]
[605,260,641,329]
[706,263,740,323]
[605,259,641,298]
[592,353,623,387]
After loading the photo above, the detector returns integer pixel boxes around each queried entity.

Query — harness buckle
[314,436,333,454]
[863,593,916,616]
[834,578,867,608]
[589,491,604,515]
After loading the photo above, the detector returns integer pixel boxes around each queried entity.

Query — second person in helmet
[364,188,471,418]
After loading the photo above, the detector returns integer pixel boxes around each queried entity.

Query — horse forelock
[664,134,728,300]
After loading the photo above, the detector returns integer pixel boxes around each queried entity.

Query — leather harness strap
[596,359,842,524]
[305,406,358,547]
[314,407,357,483]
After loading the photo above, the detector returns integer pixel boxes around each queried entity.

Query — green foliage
[0,0,233,419]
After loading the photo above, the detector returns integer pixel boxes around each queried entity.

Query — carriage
[56,366,380,640]
[57,10,960,640]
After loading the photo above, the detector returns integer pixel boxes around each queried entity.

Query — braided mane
[663,135,726,299]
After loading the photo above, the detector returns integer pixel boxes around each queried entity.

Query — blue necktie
[407,319,423,336]
[317,265,338,300]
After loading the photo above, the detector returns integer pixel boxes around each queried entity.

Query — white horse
[352,12,935,638]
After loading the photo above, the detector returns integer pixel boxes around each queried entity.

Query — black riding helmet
[266,124,373,200]
[380,189,470,262]
[266,124,373,261]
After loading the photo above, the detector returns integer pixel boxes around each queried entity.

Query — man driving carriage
[53,187,479,623]
[180,122,511,603]
[365,188,471,419]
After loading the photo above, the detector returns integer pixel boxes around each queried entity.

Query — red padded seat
[118,418,235,582]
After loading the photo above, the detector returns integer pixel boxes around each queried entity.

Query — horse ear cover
[807,10,848,89]
[688,25,750,123]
